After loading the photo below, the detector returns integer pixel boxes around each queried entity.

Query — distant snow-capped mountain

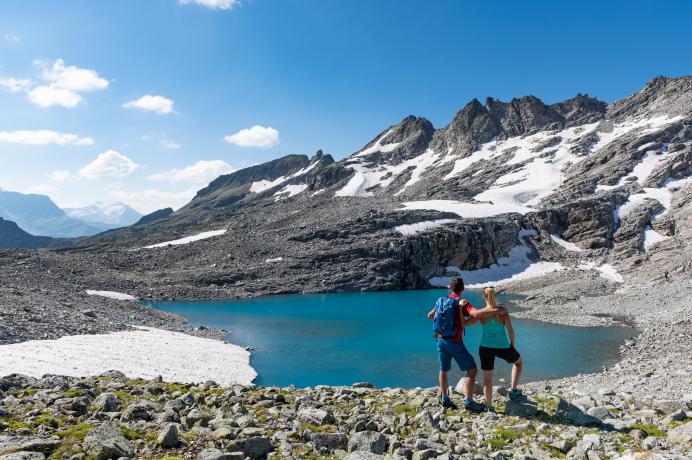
[64,202,142,228]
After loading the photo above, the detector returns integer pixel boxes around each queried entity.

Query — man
[427,277,506,411]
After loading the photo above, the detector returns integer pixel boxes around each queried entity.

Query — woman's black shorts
[479,345,521,370]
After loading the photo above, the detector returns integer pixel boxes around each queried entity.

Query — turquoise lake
[147,290,634,388]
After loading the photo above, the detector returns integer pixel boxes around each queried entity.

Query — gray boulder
[297,407,334,425]
[82,422,134,460]
[344,453,384,460]
[0,453,46,460]
[557,399,601,426]
[312,432,348,450]
[667,421,692,444]
[348,431,388,454]
[197,448,243,460]
[233,436,273,458]
[121,401,153,421]
[92,393,118,412]
[157,423,179,448]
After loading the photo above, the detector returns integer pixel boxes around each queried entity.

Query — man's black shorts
[479,345,521,370]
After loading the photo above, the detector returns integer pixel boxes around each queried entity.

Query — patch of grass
[31,414,62,429]
[300,422,335,433]
[62,388,85,398]
[487,438,508,449]
[394,404,417,417]
[630,423,666,438]
[162,383,189,394]
[125,378,147,387]
[113,390,133,401]
[56,422,95,442]
[205,388,226,395]
[50,442,81,459]
[118,424,143,440]
[0,415,29,431]
[495,428,520,441]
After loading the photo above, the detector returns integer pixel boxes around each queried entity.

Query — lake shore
[1,208,692,457]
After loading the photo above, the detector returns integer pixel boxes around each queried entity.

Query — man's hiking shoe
[485,405,496,413]
[508,388,522,400]
[441,397,458,410]
[464,400,485,413]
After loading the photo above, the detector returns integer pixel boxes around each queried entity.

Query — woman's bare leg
[511,358,523,389]
[483,370,493,407]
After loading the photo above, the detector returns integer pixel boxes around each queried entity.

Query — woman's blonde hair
[484,286,498,309]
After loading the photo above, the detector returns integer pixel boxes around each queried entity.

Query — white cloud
[0,77,31,93]
[179,0,240,10]
[48,170,71,182]
[160,140,181,150]
[27,59,108,108]
[79,150,139,179]
[109,187,197,214]
[25,184,57,195]
[224,125,279,149]
[148,160,235,184]
[4,34,20,44]
[123,95,175,114]
[0,129,93,146]
[28,85,82,108]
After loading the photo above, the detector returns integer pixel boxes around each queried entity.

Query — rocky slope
[0,367,690,460]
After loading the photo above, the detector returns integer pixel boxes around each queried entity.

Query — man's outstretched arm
[466,303,507,319]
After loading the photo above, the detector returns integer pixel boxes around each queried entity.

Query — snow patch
[578,262,624,283]
[274,183,308,200]
[401,199,530,219]
[429,229,565,287]
[394,219,458,236]
[550,235,583,252]
[85,290,137,301]
[0,327,256,386]
[355,130,401,157]
[143,229,227,249]
[643,227,668,250]
[616,176,692,221]
[265,257,283,263]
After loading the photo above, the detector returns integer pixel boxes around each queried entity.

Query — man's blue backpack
[433,297,459,338]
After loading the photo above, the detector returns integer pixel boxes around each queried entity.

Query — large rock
[82,422,134,460]
[0,438,59,457]
[0,453,46,460]
[344,453,385,460]
[348,431,388,454]
[157,423,179,448]
[505,397,538,417]
[121,401,153,421]
[233,436,273,458]
[667,421,692,444]
[92,393,118,412]
[557,398,601,426]
[297,407,334,425]
[312,432,348,450]
[197,449,243,460]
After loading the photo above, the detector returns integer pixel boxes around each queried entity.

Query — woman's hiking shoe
[441,396,458,410]
[485,405,496,413]
[508,388,522,400]
[464,400,485,413]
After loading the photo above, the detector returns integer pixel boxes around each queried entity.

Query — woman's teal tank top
[480,315,511,349]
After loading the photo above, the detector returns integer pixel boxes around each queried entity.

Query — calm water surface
[147,290,633,388]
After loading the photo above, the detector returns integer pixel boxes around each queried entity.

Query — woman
[478,286,523,412]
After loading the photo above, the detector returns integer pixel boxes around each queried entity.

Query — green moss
[495,428,520,441]
[25,387,39,395]
[394,404,417,417]
[162,383,189,394]
[125,378,147,387]
[50,442,81,459]
[31,414,62,429]
[118,424,143,440]
[113,390,133,401]
[300,422,335,433]
[57,422,95,442]
[1,416,30,431]
[62,388,85,398]
[487,438,508,449]
[630,423,666,438]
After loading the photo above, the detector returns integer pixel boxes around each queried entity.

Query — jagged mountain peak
[485,94,564,137]
[609,74,692,121]
[551,93,607,126]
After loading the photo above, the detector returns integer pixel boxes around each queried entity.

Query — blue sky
[0,0,690,213]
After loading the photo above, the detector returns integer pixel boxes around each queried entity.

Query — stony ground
[1,371,690,460]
